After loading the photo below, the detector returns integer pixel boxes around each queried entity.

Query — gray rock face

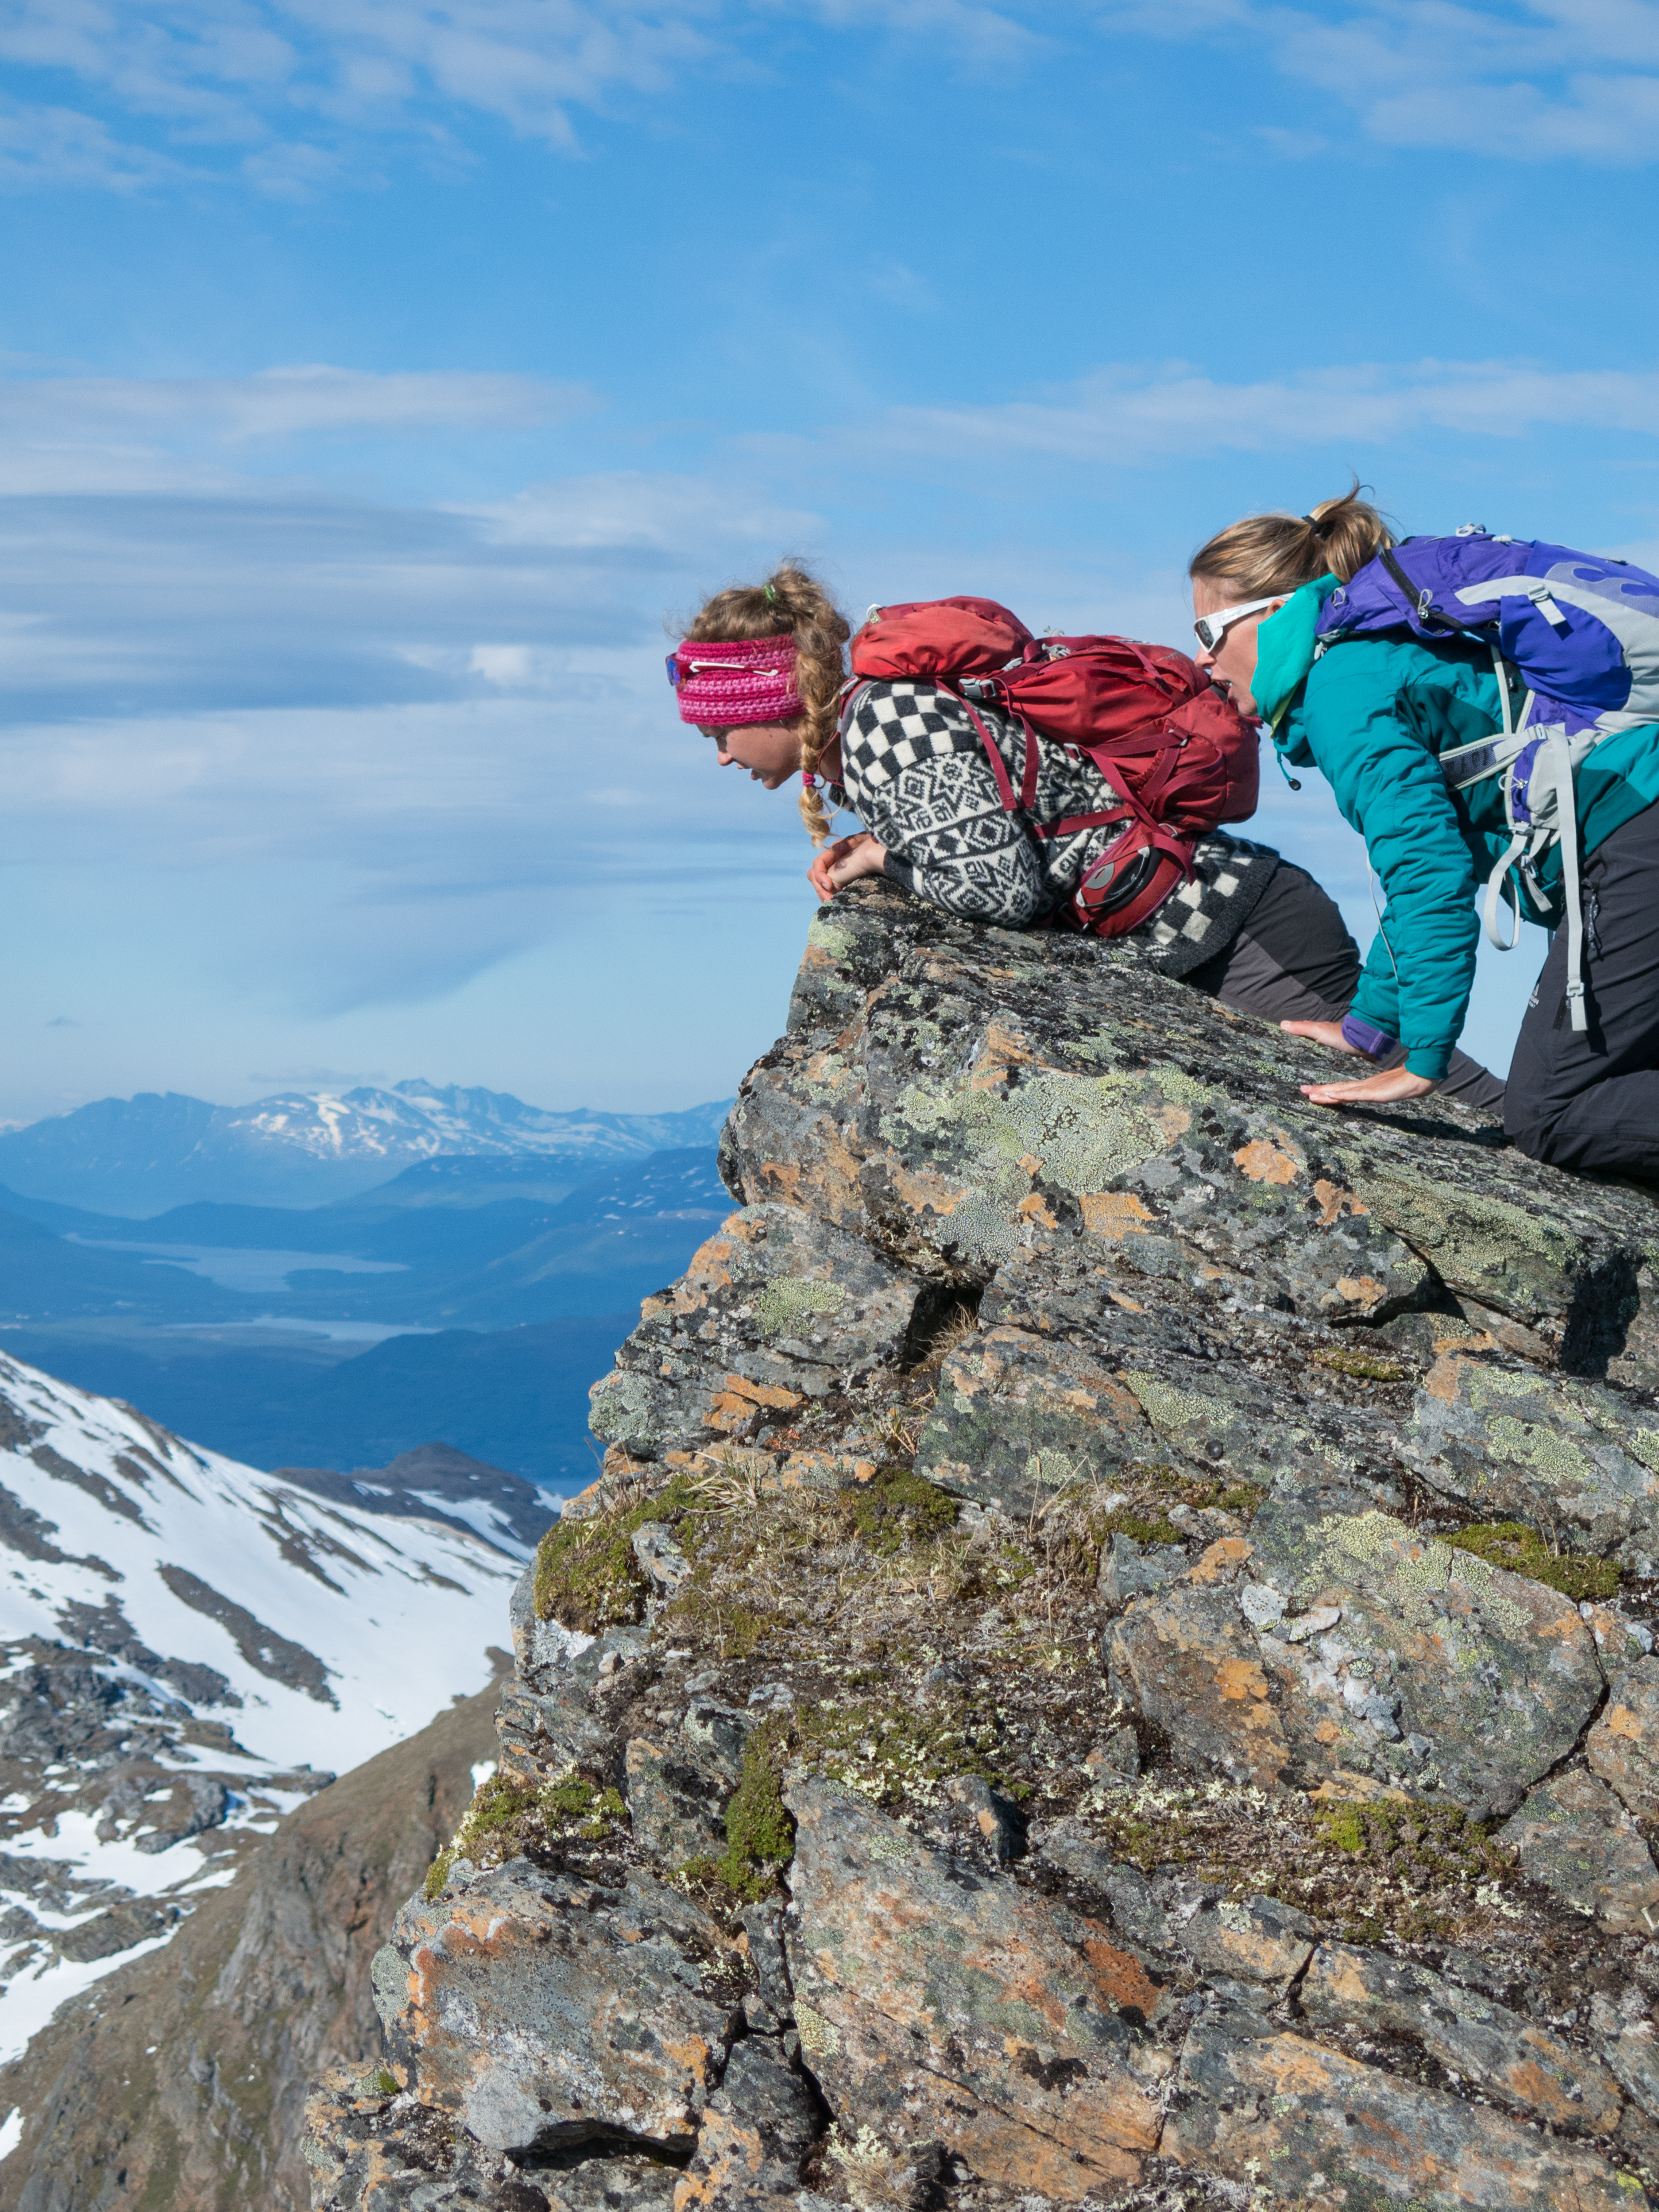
[1097,1531,1186,1608]
[1300,1939,1623,2130]
[783,1778,1169,2198]
[680,2035,819,2201]
[1178,1893,1316,1996]
[915,1327,1151,1514]
[372,1861,740,2160]
[623,1712,739,1862]
[589,1202,929,1459]
[1166,2004,1638,2211]
[1590,1657,1659,1816]
[304,881,1659,2212]
[1496,1767,1659,1929]
[1405,1353,1659,1565]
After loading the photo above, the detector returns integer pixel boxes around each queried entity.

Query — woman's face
[1191,576,1284,720]
[707,719,803,790]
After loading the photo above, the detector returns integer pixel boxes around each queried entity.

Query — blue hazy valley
[0,1082,733,1499]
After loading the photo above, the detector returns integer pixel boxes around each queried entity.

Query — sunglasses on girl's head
[1193,595,1281,653]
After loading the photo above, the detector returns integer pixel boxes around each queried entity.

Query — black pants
[1506,801,1659,1179]
[1184,860,1507,1115]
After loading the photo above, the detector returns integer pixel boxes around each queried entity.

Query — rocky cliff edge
[307,879,1659,2211]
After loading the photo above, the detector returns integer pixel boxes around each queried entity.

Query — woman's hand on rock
[1280,1019,1360,1054]
[1300,1067,1438,1106]
[808,833,885,903]
[1281,1019,1436,1104]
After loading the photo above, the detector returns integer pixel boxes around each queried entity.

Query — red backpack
[845,596,1259,937]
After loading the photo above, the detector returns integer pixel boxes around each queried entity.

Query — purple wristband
[1341,1012,1397,1059]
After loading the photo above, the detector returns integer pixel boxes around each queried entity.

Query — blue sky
[3,0,1658,1125]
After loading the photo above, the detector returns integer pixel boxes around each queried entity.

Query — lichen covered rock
[1166,2005,1640,2210]
[589,1204,929,1460]
[784,1777,1169,2199]
[370,1861,740,2159]
[306,881,1659,2212]
[1496,1766,1659,1931]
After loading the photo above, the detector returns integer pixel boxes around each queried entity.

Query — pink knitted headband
[667,636,803,728]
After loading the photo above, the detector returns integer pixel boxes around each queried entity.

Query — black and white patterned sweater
[831,678,1278,977]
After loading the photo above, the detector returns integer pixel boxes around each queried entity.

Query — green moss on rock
[1314,1348,1409,1383]
[1444,1520,1621,1603]
[1316,1797,1514,1890]
[791,1694,1004,1813]
[421,1762,631,1897]
[1097,1506,1184,1549]
[667,1587,778,1658]
[837,1464,958,1554]
[533,1474,709,1629]
[716,1718,796,1898]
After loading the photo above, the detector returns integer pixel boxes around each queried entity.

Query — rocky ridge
[309,879,1659,2210]
[0,1675,502,2211]
[0,1354,516,2072]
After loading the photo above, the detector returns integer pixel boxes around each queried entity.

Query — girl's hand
[1300,1067,1437,1106]
[1282,1016,1436,1103]
[808,833,885,903]
[1280,1019,1362,1055]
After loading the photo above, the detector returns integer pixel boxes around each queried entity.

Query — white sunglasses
[1193,595,1282,652]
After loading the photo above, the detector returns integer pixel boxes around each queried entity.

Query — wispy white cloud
[1106,0,1659,164]
[0,365,595,494]
[850,357,1659,463]
[791,0,1045,65]
[0,94,193,187]
[467,470,822,555]
[0,0,1051,192]
[3,0,1656,188]
[0,363,589,442]
[0,0,715,185]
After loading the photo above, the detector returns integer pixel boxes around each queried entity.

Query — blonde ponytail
[1189,479,1394,595]
[683,561,850,843]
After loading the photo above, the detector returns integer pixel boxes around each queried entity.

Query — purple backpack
[1312,528,1659,1031]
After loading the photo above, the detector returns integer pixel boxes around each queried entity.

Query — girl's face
[708,719,803,790]
[1191,576,1284,720]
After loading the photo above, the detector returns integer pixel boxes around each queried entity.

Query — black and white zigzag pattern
[834,679,1277,963]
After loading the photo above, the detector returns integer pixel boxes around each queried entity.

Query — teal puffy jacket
[1255,579,1659,1081]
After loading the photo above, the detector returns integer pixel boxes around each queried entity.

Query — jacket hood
[1252,574,1339,725]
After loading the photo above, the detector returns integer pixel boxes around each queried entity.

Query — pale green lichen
[1313,1510,1530,1637]
[1484,1413,1595,1484]
[1343,1165,1573,1316]
[1023,1448,1084,1497]
[865,1829,916,1863]
[1126,1370,1227,1439]
[1155,1068,1227,1111]
[750,1278,847,1336]
[806,918,854,958]
[795,2002,841,2059]
[876,1066,1217,1262]
[1351,1166,1562,1262]
[888,1070,1170,1190]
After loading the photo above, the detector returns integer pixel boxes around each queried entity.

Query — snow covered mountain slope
[0,1082,733,1213]
[0,1352,521,2064]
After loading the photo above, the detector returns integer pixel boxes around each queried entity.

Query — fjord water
[0,1086,735,1492]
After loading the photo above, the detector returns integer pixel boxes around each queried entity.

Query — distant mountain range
[0,1080,733,1214]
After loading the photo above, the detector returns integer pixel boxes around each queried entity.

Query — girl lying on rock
[1190,488,1659,1171]
[671,560,1502,1110]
